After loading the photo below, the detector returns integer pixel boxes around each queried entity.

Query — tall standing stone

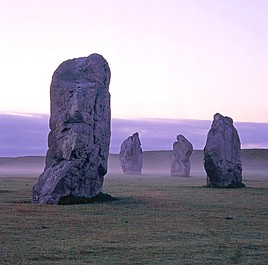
[171,134,193,176]
[33,53,111,204]
[119,132,142,174]
[204,113,245,188]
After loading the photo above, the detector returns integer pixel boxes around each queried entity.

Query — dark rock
[171,134,193,176]
[119,132,142,174]
[33,54,111,204]
[204,113,245,188]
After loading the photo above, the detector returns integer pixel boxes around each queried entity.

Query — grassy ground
[0,173,268,265]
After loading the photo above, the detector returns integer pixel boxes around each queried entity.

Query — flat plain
[0,150,268,264]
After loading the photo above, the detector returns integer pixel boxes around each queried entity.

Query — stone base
[206,182,246,188]
[58,192,117,205]
[170,174,191,177]
[124,171,142,175]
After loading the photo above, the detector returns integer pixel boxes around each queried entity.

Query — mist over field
[1,113,268,157]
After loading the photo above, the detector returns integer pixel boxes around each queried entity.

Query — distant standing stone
[204,113,245,188]
[171,134,193,176]
[119,132,142,174]
[32,53,111,204]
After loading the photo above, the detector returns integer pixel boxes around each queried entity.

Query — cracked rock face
[171,134,193,176]
[204,113,244,188]
[33,53,111,204]
[119,132,142,174]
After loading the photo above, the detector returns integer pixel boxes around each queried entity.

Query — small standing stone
[32,53,111,204]
[119,132,142,174]
[204,113,245,188]
[171,134,193,176]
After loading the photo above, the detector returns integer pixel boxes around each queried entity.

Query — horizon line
[2,148,268,159]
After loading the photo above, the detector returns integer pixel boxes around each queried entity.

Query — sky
[1,113,268,157]
[0,0,267,122]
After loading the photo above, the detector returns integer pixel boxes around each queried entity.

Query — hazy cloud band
[1,114,268,157]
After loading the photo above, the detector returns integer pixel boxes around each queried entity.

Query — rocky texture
[119,132,142,174]
[204,113,245,188]
[171,134,193,176]
[33,53,111,204]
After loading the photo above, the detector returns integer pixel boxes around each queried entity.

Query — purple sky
[1,0,268,122]
[1,114,268,157]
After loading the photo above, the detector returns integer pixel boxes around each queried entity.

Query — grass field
[0,150,268,264]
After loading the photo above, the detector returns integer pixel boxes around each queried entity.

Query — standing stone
[204,113,245,188]
[171,134,193,176]
[119,132,142,174]
[32,53,111,204]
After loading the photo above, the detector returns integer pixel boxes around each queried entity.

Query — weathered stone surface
[32,53,111,204]
[204,113,245,188]
[171,134,193,176]
[119,132,142,174]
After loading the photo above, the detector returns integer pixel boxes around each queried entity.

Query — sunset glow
[0,0,267,122]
